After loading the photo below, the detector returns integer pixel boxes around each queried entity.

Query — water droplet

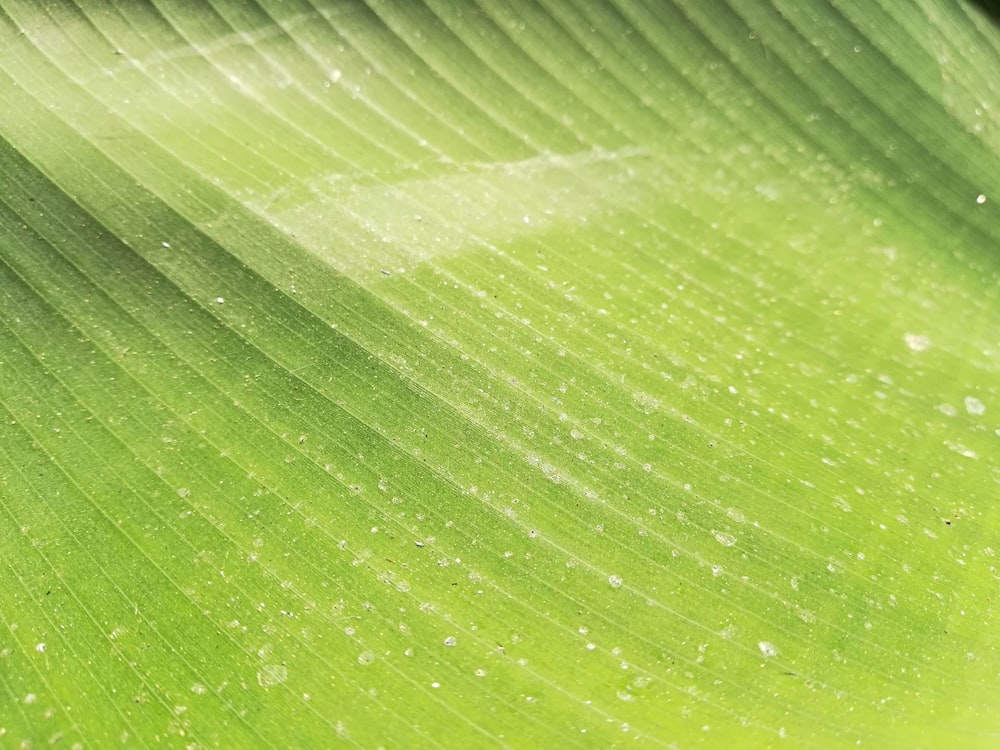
[713,531,736,547]
[257,664,287,687]
[903,333,930,352]
[608,574,623,588]
[965,396,986,415]
[357,650,376,666]
[945,441,978,459]
[631,391,660,414]
[757,641,778,658]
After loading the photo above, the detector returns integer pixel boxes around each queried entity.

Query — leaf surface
[1,1,998,747]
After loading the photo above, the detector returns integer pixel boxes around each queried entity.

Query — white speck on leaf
[631,391,660,414]
[945,441,978,459]
[965,396,986,415]
[257,664,287,687]
[713,531,736,547]
[904,333,931,352]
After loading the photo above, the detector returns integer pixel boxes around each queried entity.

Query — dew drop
[713,531,737,547]
[965,396,986,415]
[257,664,287,687]
[903,333,931,352]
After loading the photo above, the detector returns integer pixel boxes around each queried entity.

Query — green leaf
[1,1,998,747]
